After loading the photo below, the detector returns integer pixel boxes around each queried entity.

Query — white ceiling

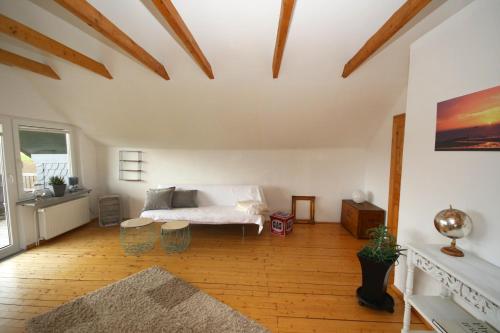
[0,0,472,149]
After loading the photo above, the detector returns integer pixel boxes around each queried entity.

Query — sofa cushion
[157,185,266,207]
[172,190,198,208]
[141,206,263,225]
[143,187,175,211]
[236,200,269,215]
[141,202,266,234]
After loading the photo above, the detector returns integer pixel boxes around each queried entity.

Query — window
[15,122,76,199]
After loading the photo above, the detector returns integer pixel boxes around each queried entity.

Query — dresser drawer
[341,202,358,236]
[358,211,385,238]
[100,202,120,211]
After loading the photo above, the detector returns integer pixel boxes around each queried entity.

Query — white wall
[0,0,473,151]
[394,0,500,295]
[75,129,105,217]
[0,68,68,123]
[0,67,103,247]
[100,147,366,222]
[364,88,407,215]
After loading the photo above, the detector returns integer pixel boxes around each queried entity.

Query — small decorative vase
[52,184,66,197]
[352,190,365,204]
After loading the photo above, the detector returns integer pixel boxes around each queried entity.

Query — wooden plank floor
[0,221,427,332]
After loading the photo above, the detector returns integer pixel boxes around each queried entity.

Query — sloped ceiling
[0,0,471,149]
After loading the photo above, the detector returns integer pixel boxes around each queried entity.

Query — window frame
[12,118,79,201]
[0,115,21,258]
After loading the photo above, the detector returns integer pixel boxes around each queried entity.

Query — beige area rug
[27,266,269,333]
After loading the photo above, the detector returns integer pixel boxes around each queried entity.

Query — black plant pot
[52,184,66,197]
[356,252,395,313]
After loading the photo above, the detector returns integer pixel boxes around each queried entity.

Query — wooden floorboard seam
[0,222,426,333]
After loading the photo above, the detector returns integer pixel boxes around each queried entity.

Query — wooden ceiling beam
[272,0,295,79]
[0,48,60,80]
[0,14,112,79]
[55,0,169,80]
[342,0,432,78]
[152,0,213,79]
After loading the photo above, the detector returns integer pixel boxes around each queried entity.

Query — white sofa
[140,185,267,234]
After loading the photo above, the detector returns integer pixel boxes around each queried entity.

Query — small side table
[161,221,191,253]
[120,218,156,255]
[98,195,122,227]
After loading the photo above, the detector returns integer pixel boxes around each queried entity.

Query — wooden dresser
[340,200,385,238]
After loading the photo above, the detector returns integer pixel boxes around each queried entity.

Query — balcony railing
[22,162,69,193]
[23,173,37,192]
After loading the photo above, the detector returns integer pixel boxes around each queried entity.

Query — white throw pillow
[236,200,268,215]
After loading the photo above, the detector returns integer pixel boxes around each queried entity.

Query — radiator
[38,196,90,240]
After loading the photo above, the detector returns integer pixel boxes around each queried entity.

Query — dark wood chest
[340,200,385,239]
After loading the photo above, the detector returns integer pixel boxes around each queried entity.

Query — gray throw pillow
[172,190,198,208]
[143,187,175,211]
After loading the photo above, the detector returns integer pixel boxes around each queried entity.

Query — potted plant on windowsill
[49,176,66,197]
[356,225,405,313]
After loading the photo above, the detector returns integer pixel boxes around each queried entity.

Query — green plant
[358,225,405,263]
[48,176,66,186]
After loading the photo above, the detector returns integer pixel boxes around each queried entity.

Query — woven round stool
[120,218,156,256]
[160,221,191,253]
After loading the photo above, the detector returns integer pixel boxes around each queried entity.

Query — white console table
[403,243,500,333]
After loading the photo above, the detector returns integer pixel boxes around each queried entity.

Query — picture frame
[291,195,316,224]
[435,85,500,151]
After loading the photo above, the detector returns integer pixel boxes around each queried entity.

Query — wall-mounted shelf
[119,150,143,181]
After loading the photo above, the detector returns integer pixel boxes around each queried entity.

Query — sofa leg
[242,225,245,237]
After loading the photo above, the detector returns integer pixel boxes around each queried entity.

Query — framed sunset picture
[435,85,500,151]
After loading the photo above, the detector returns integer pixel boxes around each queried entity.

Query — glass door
[0,116,19,259]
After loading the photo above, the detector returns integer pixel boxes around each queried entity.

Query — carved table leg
[402,250,415,333]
